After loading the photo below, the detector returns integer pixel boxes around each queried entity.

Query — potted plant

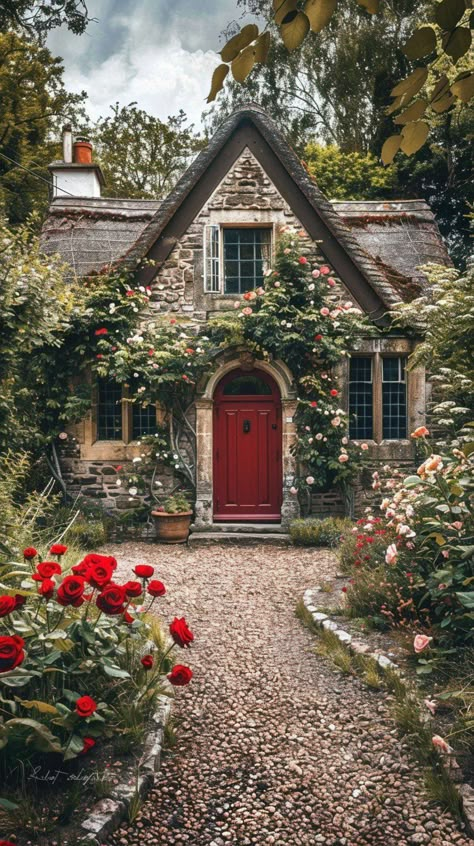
[151,492,193,544]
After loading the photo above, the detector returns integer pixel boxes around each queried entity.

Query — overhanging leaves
[304,0,337,33]
[231,44,257,82]
[403,26,437,60]
[391,67,428,98]
[451,72,474,102]
[206,64,229,103]
[221,24,259,62]
[435,0,466,31]
[393,98,428,124]
[381,134,401,165]
[280,11,310,50]
[442,27,472,62]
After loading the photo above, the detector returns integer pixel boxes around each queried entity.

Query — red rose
[38,579,55,600]
[96,354,103,359]
[86,560,114,590]
[141,654,154,670]
[168,665,193,686]
[169,617,194,649]
[80,737,96,755]
[0,635,25,673]
[82,553,118,571]
[94,328,108,336]
[96,583,127,615]
[0,840,17,846]
[37,561,62,579]
[75,695,97,717]
[310,401,318,408]
[298,256,308,264]
[57,575,85,607]
[147,580,166,597]
[23,547,38,560]
[126,289,134,297]
[0,596,17,617]
[72,561,89,576]
[124,580,142,597]
[123,610,134,624]
[49,544,68,556]
[314,334,323,341]
[133,564,154,579]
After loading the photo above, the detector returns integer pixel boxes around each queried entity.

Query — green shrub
[65,519,106,549]
[289,516,352,547]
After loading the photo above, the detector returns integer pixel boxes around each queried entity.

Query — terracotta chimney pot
[73,139,93,164]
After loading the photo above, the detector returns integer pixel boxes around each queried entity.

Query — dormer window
[204,225,271,294]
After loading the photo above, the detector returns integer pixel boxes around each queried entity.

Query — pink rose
[311,269,320,278]
[305,476,315,485]
[413,634,432,653]
[290,486,298,495]
[242,307,253,316]
[360,443,369,450]
[327,277,336,287]
[338,454,349,463]
[320,265,330,275]
[298,256,308,264]
[411,426,429,439]
[432,735,450,754]
[451,521,463,530]
[385,544,398,565]
[320,307,330,316]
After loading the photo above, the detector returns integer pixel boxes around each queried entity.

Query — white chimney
[49,128,105,199]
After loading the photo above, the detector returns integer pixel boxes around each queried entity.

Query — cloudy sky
[47,0,255,128]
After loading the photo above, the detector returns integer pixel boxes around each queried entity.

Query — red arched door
[213,369,282,522]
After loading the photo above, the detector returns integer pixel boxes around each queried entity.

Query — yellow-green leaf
[231,44,257,83]
[19,700,59,715]
[435,0,466,31]
[394,98,428,124]
[206,64,229,103]
[386,93,410,115]
[356,0,379,13]
[451,72,474,102]
[280,11,310,50]
[391,67,428,98]
[442,26,472,62]
[254,31,271,64]
[400,120,430,155]
[221,24,259,63]
[432,92,455,112]
[381,134,401,165]
[403,26,437,60]
[274,0,298,26]
[430,73,450,103]
[304,0,337,32]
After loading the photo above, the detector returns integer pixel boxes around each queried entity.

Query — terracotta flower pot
[151,510,193,544]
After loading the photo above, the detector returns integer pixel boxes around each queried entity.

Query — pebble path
[108,542,471,846]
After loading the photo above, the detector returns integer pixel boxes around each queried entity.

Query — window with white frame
[203,225,271,294]
[349,355,407,442]
[96,379,157,442]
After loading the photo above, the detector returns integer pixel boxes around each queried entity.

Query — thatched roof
[40,106,451,315]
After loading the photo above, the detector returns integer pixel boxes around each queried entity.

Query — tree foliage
[91,103,204,200]
[0,0,91,39]
[304,144,398,198]
[0,32,86,225]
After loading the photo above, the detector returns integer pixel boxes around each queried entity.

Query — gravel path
[108,542,471,846]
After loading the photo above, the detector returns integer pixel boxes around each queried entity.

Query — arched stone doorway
[193,353,299,530]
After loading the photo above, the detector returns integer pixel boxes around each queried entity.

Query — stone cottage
[40,105,451,533]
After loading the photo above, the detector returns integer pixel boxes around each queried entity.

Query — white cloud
[47,0,250,127]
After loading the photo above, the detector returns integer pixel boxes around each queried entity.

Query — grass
[297,597,465,824]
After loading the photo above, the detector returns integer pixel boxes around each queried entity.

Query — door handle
[243,419,251,433]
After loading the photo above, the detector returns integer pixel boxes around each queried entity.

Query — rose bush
[341,431,474,665]
[0,545,194,774]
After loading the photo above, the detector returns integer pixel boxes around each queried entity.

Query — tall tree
[0,31,87,224]
[91,103,205,200]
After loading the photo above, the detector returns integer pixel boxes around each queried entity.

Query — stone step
[188,532,292,546]
[191,522,287,535]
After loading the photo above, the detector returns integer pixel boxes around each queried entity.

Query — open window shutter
[203,224,220,293]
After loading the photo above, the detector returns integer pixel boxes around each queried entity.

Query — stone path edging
[79,693,172,844]
[302,587,474,838]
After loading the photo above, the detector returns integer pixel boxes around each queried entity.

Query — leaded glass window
[223,228,271,295]
[349,357,373,440]
[132,403,156,439]
[97,380,122,440]
[382,357,407,439]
